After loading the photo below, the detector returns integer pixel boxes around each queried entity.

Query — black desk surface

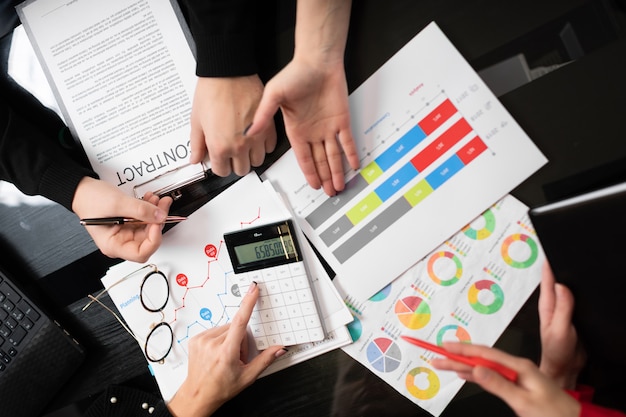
[2,1,626,415]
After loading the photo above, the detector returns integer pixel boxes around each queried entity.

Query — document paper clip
[133,162,209,200]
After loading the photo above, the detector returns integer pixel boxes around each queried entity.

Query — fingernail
[243,122,253,136]
[247,281,258,294]
[275,348,288,358]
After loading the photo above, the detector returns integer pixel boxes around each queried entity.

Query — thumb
[246,87,282,138]
[243,346,286,382]
[121,195,168,224]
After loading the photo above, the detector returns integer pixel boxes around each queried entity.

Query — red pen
[401,335,518,382]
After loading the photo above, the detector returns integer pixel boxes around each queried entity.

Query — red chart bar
[458,136,487,164]
[418,98,457,135]
[411,118,472,172]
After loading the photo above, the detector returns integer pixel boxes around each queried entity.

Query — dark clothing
[0,21,97,211]
[85,385,173,417]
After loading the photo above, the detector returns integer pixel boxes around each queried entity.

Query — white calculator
[224,219,325,350]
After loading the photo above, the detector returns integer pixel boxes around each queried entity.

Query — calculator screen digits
[234,235,296,265]
[224,219,302,273]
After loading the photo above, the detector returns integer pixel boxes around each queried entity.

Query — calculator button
[261,267,277,282]
[272,306,289,321]
[307,327,324,341]
[260,309,274,323]
[289,262,305,277]
[282,291,299,306]
[263,322,277,336]
[280,332,296,345]
[278,278,295,292]
[300,301,317,316]
[287,304,303,318]
[255,337,269,350]
[290,317,306,331]
[304,313,322,329]
[269,293,285,307]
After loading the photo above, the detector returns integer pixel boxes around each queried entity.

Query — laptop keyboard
[0,274,42,372]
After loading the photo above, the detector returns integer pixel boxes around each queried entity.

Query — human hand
[431,342,581,417]
[71,177,173,263]
[189,75,277,176]
[167,282,287,417]
[538,262,586,389]
[247,59,360,196]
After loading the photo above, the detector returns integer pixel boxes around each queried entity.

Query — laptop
[528,181,626,367]
[0,264,85,417]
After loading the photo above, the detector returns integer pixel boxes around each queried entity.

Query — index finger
[226,282,259,346]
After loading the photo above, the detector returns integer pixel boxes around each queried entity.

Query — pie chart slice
[366,337,402,373]
[395,296,431,329]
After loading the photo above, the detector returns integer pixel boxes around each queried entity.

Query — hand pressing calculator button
[224,219,325,350]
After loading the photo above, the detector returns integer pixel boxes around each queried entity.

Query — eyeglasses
[83,264,174,363]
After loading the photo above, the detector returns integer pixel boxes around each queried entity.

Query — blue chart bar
[426,155,464,190]
[375,125,426,171]
[374,163,419,202]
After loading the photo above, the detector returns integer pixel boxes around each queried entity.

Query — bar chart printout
[262,22,547,300]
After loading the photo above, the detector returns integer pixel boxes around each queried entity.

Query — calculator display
[224,220,301,273]
[233,235,296,265]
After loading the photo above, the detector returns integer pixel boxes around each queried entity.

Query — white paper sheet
[340,195,544,416]
[16,0,202,195]
[100,173,353,401]
[262,22,547,300]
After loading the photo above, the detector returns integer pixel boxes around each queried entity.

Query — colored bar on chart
[305,175,370,229]
[375,125,427,171]
[346,192,383,225]
[418,99,457,135]
[425,154,465,190]
[374,163,419,202]
[319,215,355,247]
[361,161,385,184]
[411,118,472,172]
[404,179,434,207]
[457,136,487,165]
[334,198,412,264]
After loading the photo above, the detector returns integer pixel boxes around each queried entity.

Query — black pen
[79,216,187,226]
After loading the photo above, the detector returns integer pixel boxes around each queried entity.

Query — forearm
[293,0,352,64]
[0,98,96,211]
[181,0,259,77]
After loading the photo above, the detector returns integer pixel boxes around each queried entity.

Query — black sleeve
[180,0,260,77]
[0,95,97,211]
[84,385,173,417]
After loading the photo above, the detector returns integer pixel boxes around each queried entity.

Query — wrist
[167,382,223,417]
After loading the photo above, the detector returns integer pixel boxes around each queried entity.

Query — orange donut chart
[427,251,462,286]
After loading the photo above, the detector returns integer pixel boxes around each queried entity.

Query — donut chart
[427,251,463,286]
[395,296,431,329]
[501,233,539,269]
[347,315,363,342]
[468,280,504,314]
[366,337,402,373]
[405,367,440,400]
[436,324,471,345]
[462,209,496,240]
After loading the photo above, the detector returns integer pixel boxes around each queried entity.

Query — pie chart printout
[395,296,432,329]
[366,337,402,373]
